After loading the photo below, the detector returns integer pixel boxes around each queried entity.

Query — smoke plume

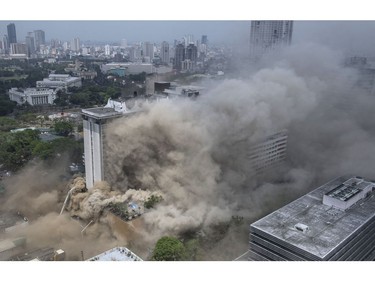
[2,42,375,260]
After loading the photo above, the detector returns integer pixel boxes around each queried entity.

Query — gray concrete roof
[251,175,375,259]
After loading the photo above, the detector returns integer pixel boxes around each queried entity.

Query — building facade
[82,99,137,188]
[71,37,81,52]
[36,74,82,89]
[142,41,154,61]
[160,41,170,65]
[249,175,375,261]
[249,21,293,61]
[174,43,185,71]
[247,130,288,174]
[101,62,154,75]
[8,88,57,105]
[33,30,45,51]
[3,35,9,51]
[25,33,35,56]
[10,43,27,55]
[7,23,17,45]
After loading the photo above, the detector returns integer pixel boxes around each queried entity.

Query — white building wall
[92,122,104,184]
[83,117,106,188]
[8,88,56,105]
[83,119,94,188]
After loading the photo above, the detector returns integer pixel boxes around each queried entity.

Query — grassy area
[0,75,28,81]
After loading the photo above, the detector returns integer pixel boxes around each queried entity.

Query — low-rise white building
[36,74,82,89]
[87,247,143,261]
[101,62,154,75]
[8,87,57,105]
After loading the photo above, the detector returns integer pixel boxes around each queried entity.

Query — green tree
[151,236,187,261]
[53,89,70,107]
[0,117,20,132]
[144,195,163,209]
[0,129,40,171]
[54,121,74,137]
[49,137,84,164]
[0,94,17,116]
[32,141,54,160]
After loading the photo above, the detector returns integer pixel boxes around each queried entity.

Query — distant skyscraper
[71,38,81,52]
[121,39,127,48]
[7,23,17,45]
[249,20,293,61]
[105,44,111,56]
[142,42,154,61]
[186,43,198,62]
[183,34,194,47]
[160,41,170,65]
[25,35,35,57]
[63,41,69,51]
[33,30,45,51]
[201,35,208,45]
[174,43,185,71]
[3,35,9,50]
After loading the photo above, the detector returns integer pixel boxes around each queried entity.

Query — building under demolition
[247,130,288,175]
[249,175,375,261]
[82,98,144,188]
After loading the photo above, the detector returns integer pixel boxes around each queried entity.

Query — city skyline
[2,21,375,56]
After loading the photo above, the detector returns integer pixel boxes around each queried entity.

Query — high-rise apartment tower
[249,21,293,61]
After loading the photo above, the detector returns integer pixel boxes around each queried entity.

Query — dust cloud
[2,42,375,260]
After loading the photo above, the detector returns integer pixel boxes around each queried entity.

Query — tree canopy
[151,236,187,261]
[54,121,74,137]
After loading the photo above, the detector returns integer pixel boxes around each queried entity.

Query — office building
[249,175,375,261]
[3,35,9,50]
[104,44,111,56]
[25,34,35,57]
[201,35,208,45]
[186,43,198,62]
[142,41,154,61]
[10,43,27,55]
[7,23,17,45]
[249,20,293,61]
[174,43,185,71]
[33,30,45,51]
[160,41,170,65]
[71,37,81,52]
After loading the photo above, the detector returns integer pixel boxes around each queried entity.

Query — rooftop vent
[294,223,309,233]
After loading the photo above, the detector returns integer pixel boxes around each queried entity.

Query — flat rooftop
[81,107,123,119]
[87,247,143,261]
[251,175,375,260]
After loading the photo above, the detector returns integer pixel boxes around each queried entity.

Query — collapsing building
[247,130,288,175]
[82,98,144,188]
[249,175,375,261]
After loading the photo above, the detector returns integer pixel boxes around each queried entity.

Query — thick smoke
[97,42,375,260]
[2,42,375,260]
